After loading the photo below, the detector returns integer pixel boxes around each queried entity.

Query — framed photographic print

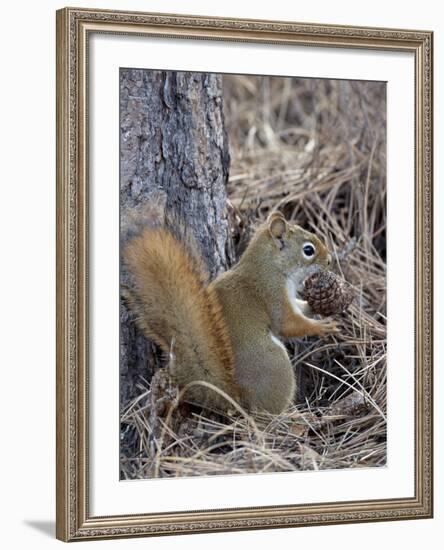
[56,7,433,542]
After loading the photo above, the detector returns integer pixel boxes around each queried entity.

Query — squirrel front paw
[313,318,339,336]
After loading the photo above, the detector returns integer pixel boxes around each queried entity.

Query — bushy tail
[123,228,239,408]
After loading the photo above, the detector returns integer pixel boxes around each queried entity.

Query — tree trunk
[119,69,233,410]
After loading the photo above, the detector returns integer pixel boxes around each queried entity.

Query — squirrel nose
[326,253,332,266]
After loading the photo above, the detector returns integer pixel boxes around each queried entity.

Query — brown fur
[210,212,336,413]
[279,296,338,338]
[124,229,240,409]
[124,212,337,414]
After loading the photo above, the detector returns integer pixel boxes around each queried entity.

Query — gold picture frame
[56,7,433,542]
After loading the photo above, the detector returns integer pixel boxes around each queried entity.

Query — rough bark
[119,69,233,409]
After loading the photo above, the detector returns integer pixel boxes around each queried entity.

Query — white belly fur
[269,331,287,353]
[286,277,304,315]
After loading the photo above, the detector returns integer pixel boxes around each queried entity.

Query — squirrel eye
[303,243,316,258]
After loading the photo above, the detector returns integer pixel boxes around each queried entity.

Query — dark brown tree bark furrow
[119,69,232,408]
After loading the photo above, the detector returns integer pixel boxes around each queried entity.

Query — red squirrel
[124,211,337,414]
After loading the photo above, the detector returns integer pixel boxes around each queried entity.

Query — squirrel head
[267,211,332,270]
[242,212,332,278]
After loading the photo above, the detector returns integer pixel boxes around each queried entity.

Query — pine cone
[302,270,354,316]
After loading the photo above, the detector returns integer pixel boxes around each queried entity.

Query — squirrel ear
[267,211,287,243]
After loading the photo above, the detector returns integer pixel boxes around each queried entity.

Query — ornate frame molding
[56,7,433,542]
